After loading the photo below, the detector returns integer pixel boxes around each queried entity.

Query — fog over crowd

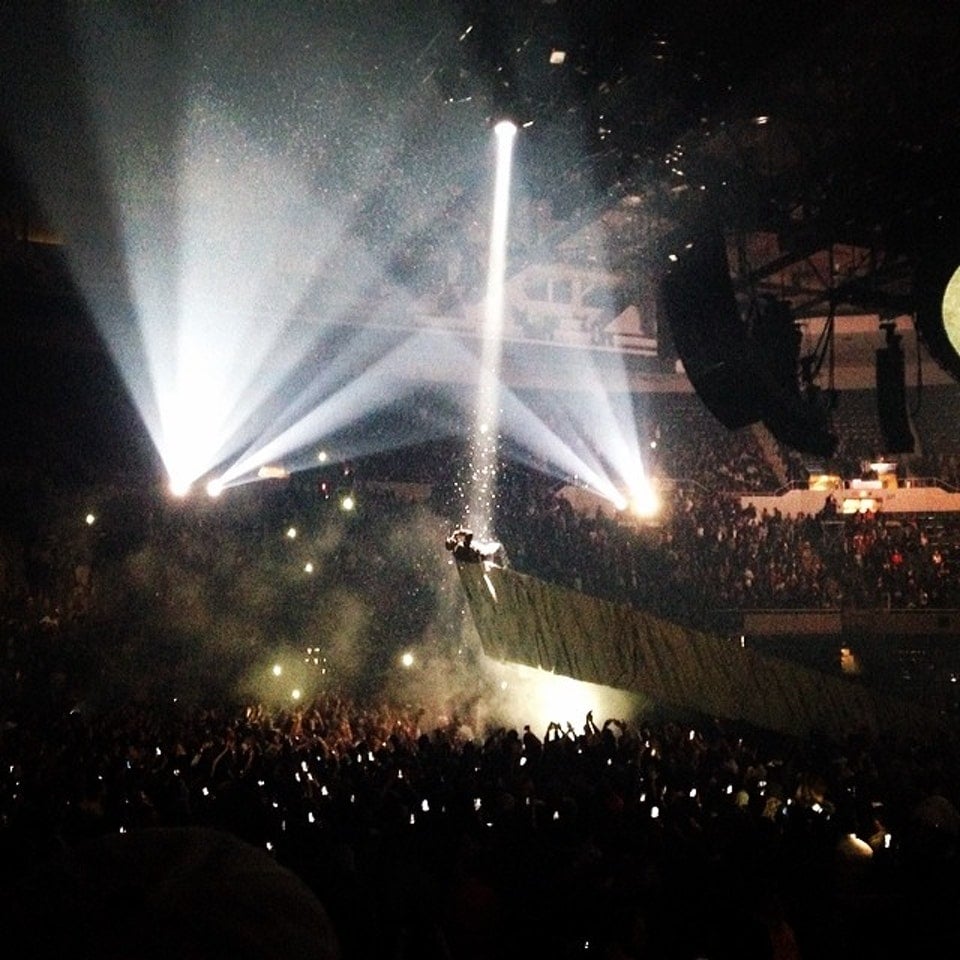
[5,389,960,958]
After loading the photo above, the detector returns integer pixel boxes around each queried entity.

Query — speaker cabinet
[661,231,765,429]
[876,336,914,453]
[662,230,837,456]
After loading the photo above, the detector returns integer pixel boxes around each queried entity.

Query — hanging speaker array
[661,230,837,457]
[875,326,914,453]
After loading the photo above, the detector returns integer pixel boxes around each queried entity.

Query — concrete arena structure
[455,559,942,741]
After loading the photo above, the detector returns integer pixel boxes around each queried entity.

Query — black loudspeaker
[661,231,765,429]
[662,229,837,456]
[876,331,914,452]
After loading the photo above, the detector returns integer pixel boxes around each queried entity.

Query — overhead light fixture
[549,49,566,65]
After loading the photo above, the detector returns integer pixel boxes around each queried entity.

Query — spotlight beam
[468,120,517,538]
[493,386,630,506]
[215,331,453,486]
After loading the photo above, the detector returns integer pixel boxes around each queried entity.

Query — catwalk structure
[454,554,942,740]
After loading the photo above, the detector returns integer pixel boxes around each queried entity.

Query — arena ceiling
[469,0,960,322]
[2,1,960,344]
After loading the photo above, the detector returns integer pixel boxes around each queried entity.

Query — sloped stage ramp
[457,562,940,740]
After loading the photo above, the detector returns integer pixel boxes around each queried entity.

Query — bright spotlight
[85,513,96,526]
[286,527,297,539]
[610,493,629,512]
[272,663,283,677]
[291,688,302,701]
[257,465,289,480]
[206,478,224,498]
[400,651,414,668]
[317,450,328,463]
[340,493,355,512]
[469,113,517,535]
[169,477,192,498]
[481,661,645,733]
[630,485,661,518]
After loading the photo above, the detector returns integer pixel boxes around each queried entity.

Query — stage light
[272,663,283,676]
[85,513,96,526]
[22,3,660,577]
[400,651,414,668]
[468,120,517,538]
[610,493,629,512]
[35,8,443,501]
[211,332,439,492]
[340,493,355,512]
[169,477,192,498]
[257,465,289,480]
[482,662,642,734]
[206,478,224,498]
[629,484,661,518]
[491,379,649,520]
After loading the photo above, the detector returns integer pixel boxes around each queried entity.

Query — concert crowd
[3,407,960,958]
